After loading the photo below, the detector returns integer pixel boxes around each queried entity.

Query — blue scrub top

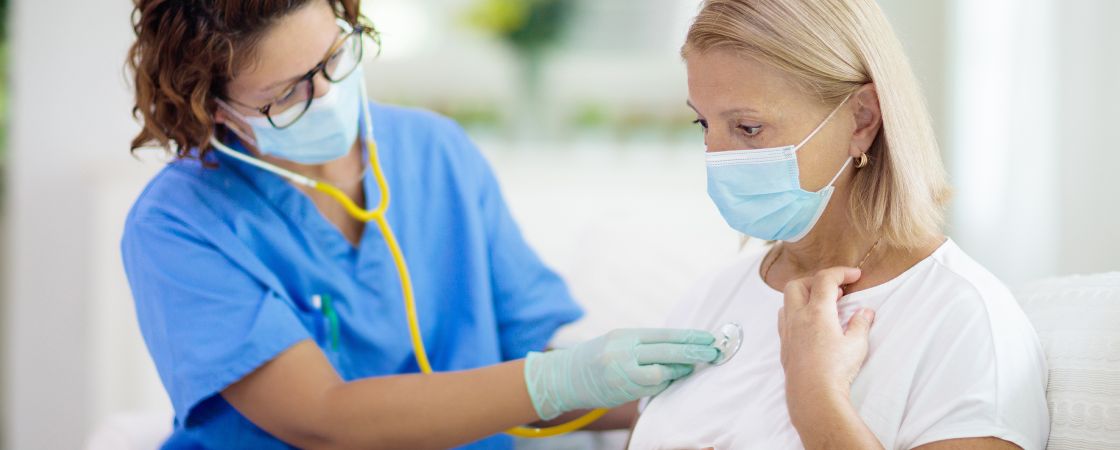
[121,103,583,449]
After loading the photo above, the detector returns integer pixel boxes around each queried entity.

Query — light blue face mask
[218,66,364,165]
[705,94,853,242]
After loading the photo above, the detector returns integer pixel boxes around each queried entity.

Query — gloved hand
[523,328,718,420]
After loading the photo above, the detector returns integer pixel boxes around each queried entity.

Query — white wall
[1053,0,1120,275]
[3,1,147,448]
[948,0,1120,285]
[876,0,949,144]
[947,0,1061,286]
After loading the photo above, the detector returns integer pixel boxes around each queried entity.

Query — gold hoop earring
[854,153,869,169]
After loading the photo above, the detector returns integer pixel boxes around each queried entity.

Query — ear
[848,83,882,158]
[213,105,229,126]
[212,101,256,143]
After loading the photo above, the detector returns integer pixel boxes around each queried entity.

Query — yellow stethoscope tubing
[207,85,607,437]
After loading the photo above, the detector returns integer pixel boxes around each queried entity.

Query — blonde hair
[685,0,950,249]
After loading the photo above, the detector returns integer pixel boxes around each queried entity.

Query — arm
[789,392,1020,450]
[123,196,715,448]
[534,402,639,431]
[225,329,717,450]
[785,387,882,449]
[223,340,538,450]
[779,268,1028,450]
[778,267,883,450]
[914,438,1022,450]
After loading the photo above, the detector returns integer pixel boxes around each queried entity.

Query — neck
[765,185,946,293]
[778,185,875,274]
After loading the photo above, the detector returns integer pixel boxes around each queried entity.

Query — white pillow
[1015,273,1120,450]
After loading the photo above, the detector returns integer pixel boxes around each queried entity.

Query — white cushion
[1015,273,1120,450]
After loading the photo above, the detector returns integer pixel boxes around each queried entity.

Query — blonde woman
[628,0,1049,449]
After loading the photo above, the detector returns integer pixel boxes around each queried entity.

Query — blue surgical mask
[218,67,364,165]
[705,95,852,242]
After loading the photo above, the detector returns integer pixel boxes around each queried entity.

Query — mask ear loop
[792,92,856,191]
[824,155,854,189]
[213,98,261,148]
[793,92,854,152]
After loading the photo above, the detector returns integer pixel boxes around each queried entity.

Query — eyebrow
[259,28,346,93]
[262,73,306,93]
[686,100,759,117]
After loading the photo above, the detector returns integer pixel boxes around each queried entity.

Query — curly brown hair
[127,0,364,160]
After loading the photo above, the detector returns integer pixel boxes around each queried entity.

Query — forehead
[227,1,339,97]
[685,49,809,114]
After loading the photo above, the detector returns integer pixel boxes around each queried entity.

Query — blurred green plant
[571,103,611,130]
[464,0,528,37]
[430,102,503,130]
[464,0,575,139]
[464,0,574,56]
[567,101,705,144]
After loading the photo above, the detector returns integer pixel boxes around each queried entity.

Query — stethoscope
[208,80,746,437]
[208,79,614,437]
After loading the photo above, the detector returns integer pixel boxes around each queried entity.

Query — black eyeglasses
[227,21,381,129]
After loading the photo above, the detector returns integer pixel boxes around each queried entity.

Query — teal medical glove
[523,328,718,420]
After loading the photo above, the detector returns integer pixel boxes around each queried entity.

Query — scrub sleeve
[122,210,310,432]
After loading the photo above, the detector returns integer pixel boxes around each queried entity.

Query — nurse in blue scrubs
[122,1,719,449]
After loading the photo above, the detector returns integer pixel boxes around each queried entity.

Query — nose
[703,130,739,154]
[311,71,333,100]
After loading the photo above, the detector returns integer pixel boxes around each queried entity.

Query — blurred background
[2,0,1117,448]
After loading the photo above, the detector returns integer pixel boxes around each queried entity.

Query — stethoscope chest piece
[711,322,743,366]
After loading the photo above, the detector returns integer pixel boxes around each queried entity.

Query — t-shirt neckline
[752,238,955,303]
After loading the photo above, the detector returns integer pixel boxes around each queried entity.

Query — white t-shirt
[629,239,1049,450]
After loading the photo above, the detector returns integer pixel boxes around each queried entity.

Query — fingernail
[862,309,875,321]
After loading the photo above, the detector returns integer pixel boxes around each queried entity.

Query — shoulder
[127,160,223,223]
[909,240,1033,333]
[889,240,1047,397]
[122,155,253,245]
[367,102,491,173]
[368,102,471,151]
[887,241,1044,369]
[369,102,460,133]
[887,242,1049,450]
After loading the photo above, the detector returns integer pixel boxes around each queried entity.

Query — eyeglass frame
[223,19,381,129]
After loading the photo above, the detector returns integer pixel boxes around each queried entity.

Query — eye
[275,85,299,106]
[738,124,762,136]
[692,119,709,130]
[325,49,344,71]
